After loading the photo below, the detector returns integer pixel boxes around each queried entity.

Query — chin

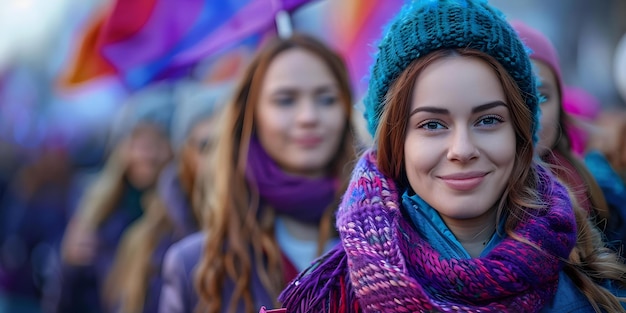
[294,157,330,169]
[438,203,494,219]
[299,164,327,174]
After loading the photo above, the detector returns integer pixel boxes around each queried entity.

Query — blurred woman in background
[53,84,174,313]
[158,34,359,313]
[511,21,609,219]
[511,21,626,256]
[104,81,233,313]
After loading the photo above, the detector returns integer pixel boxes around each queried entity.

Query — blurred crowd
[0,1,625,313]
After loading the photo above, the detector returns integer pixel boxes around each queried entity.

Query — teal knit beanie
[364,0,538,140]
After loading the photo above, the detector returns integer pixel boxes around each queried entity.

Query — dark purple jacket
[159,232,279,313]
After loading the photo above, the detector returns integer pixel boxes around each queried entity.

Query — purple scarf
[280,150,577,312]
[245,137,338,224]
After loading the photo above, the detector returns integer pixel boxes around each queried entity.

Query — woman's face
[534,60,561,156]
[126,124,172,189]
[255,48,347,178]
[404,56,516,225]
[182,117,216,176]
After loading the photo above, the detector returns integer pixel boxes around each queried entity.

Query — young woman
[53,85,174,313]
[510,21,609,221]
[511,21,626,261]
[104,82,232,313]
[158,34,358,313]
[278,1,626,312]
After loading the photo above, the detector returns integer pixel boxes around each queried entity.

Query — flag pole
[273,0,293,39]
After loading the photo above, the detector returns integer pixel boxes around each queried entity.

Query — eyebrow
[271,85,338,95]
[409,101,507,117]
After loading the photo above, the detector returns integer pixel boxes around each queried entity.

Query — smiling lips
[294,136,323,148]
[439,171,489,191]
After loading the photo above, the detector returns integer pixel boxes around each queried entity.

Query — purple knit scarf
[245,137,338,224]
[329,150,577,312]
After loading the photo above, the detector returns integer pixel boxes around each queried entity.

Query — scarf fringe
[279,245,359,313]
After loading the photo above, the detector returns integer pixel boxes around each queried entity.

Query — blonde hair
[194,34,357,313]
[103,192,172,313]
[61,143,127,264]
[376,48,626,312]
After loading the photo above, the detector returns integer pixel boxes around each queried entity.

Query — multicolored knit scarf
[280,150,577,313]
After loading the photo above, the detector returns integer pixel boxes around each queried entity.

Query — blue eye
[419,121,446,130]
[274,97,294,106]
[476,115,503,127]
[317,94,338,106]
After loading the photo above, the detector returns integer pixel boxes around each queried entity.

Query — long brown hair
[376,48,626,312]
[194,34,357,313]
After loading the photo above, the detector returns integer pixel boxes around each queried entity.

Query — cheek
[485,130,517,169]
[323,107,348,137]
[255,110,290,165]
[539,100,561,146]
[491,144,516,167]
[547,101,561,125]
[127,146,146,166]
[540,101,560,130]
[403,135,437,180]
[256,109,286,139]
[542,101,560,140]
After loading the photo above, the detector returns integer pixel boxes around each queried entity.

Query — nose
[447,126,480,162]
[295,99,320,126]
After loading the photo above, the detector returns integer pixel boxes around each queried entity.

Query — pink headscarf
[511,21,601,155]
[510,21,563,95]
